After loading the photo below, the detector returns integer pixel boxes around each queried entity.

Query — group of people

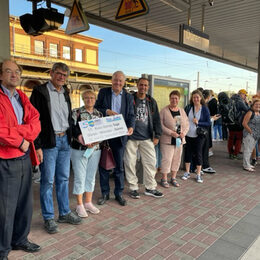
[233,91,260,171]
[0,59,259,260]
[213,88,260,171]
[189,87,260,173]
[0,60,164,259]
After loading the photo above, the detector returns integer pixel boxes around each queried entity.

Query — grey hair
[112,71,126,81]
[51,62,70,75]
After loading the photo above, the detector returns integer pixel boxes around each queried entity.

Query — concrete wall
[0,0,10,61]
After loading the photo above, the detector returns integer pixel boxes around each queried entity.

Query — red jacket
[0,88,41,165]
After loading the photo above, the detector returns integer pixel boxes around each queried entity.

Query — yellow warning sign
[65,0,89,35]
[115,0,149,21]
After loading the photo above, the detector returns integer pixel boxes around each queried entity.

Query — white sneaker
[76,204,88,218]
[196,175,203,183]
[208,151,214,157]
[181,172,190,180]
[84,203,100,214]
[202,167,216,174]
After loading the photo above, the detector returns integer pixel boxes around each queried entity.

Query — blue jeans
[71,148,101,194]
[213,124,222,140]
[40,135,71,220]
[99,138,125,196]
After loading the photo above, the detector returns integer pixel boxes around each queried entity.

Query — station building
[9,16,137,108]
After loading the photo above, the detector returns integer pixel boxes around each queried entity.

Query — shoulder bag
[99,141,116,170]
[193,106,208,137]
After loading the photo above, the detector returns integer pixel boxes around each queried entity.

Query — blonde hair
[81,89,96,99]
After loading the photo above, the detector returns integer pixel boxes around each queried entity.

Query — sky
[9,0,258,94]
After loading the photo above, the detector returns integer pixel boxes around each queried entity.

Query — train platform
[8,140,260,260]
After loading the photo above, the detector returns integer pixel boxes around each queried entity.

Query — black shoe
[115,195,127,206]
[12,241,41,253]
[58,212,82,225]
[252,159,257,166]
[144,189,164,198]
[97,194,110,205]
[44,219,58,234]
[0,256,8,260]
[129,190,140,199]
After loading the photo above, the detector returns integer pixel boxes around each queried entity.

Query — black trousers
[99,137,125,196]
[208,125,213,149]
[0,156,33,257]
[202,130,210,169]
[184,136,205,166]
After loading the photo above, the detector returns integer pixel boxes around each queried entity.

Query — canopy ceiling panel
[51,0,260,71]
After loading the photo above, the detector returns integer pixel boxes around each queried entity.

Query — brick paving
[8,141,260,259]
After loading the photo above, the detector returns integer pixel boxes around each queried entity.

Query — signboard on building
[145,74,190,110]
[180,24,209,52]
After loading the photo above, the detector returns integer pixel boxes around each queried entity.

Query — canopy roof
[50,0,260,72]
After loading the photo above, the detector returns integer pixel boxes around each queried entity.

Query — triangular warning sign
[65,0,89,35]
[115,0,149,21]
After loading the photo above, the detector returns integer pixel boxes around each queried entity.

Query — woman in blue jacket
[182,90,211,183]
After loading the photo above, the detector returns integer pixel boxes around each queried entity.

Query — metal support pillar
[0,0,10,61]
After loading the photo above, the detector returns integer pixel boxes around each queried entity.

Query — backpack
[218,92,238,125]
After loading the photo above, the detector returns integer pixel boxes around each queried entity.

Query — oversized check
[78,114,128,144]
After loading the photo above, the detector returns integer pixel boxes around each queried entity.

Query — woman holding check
[71,90,102,218]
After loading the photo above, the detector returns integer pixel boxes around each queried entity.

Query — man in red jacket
[0,60,41,260]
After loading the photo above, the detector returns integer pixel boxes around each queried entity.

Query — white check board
[79,114,128,144]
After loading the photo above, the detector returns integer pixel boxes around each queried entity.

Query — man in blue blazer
[95,71,135,206]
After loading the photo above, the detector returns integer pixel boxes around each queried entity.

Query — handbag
[196,126,208,137]
[99,141,116,170]
[193,106,208,137]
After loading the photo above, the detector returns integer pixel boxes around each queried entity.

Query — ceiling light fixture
[20,0,64,36]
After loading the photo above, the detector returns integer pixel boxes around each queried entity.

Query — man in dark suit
[95,71,135,206]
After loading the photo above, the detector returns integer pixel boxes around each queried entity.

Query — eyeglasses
[4,69,21,76]
[54,71,68,78]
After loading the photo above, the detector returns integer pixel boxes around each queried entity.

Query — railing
[10,42,74,66]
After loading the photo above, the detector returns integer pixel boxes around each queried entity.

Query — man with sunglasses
[0,59,41,259]
[30,62,81,234]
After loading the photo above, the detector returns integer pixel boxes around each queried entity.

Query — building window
[50,43,58,57]
[34,40,44,55]
[75,48,82,62]
[14,34,31,54]
[86,49,97,65]
[63,46,71,60]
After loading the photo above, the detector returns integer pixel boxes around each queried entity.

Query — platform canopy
[48,0,260,73]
